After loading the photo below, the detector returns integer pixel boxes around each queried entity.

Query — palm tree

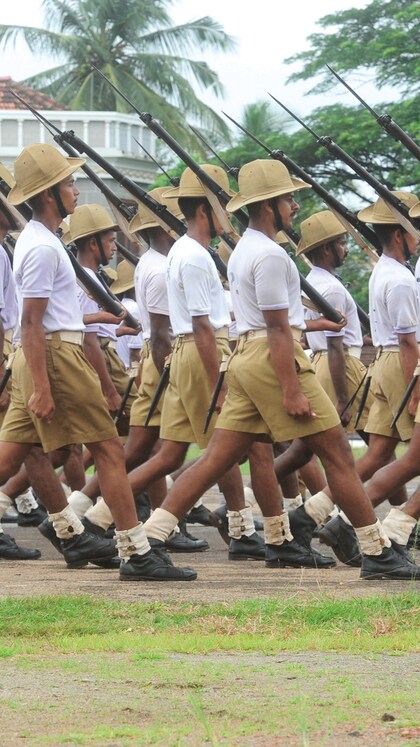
[0,0,236,144]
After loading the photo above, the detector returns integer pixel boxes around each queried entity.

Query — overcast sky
[1,0,397,123]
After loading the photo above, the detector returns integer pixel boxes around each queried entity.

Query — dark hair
[178,196,208,220]
[373,223,403,245]
[246,200,264,220]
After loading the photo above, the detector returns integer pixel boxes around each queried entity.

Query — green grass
[0,594,419,745]
[0,593,418,656]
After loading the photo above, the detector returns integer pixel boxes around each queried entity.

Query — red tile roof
[0,76,69,110]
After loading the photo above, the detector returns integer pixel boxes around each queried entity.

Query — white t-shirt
[304,266,363,352]
[134,248,169,341]
[369,254,418,347]
[166,234,230,335]
[77,267,118,341]
[13,220,84,333]
[0,244,18,332]
[224,288,238,339]
[116,296,143,368]
[227,227,305,334]
[414,256,420,342]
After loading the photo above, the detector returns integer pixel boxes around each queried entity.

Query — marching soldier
[0,171,42,559]
[69,204,138,434]
[143,159,420,580]
[0,143,194,580]
[75,187,209,552]
[305,192,420,562]
[297,210,371,433]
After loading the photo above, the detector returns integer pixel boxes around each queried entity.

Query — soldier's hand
[28,389,56,423]
[337,400,352,428]
[408,393,419,418]
[284,392,315,419]
[322,314,347,333]
[214,382,228,413]
[96,310,127,325]
[104,387,122,414]
[0,387,9,412]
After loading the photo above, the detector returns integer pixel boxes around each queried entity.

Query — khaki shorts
[217,337,340,442]
[160,336,231,449]
[0,334,117,452]
[101,341,138,436]
[0,339,14,430]
[130,340,162,428]
[312,350,372,432]
[364,351,414,441]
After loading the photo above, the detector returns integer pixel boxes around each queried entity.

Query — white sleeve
[180,259,212,317]
[254,251,290,311]
[20,244,59,298]
[387,282,418,333]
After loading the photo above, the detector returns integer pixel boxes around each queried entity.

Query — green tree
[0,0,236,144]
[285,0,420,95]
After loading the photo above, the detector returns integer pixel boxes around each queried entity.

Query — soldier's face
[332,236,349,265]
[58,175,80,215]
[403,230,419,257]
[99,230,117,262]
[276,193,299,230]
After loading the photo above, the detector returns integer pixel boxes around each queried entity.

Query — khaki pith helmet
[129,187,183,233]
[0,162,15,189]
[111,259,135,295]
[7,144,85,205]
[226,159,310,213]
[409,200,420,219]
[162,164,235,200]
[275,230,290,246]
[59,219,71,245]
[216,240,232,267]
[103,266,117,283]
[357,191,419,224]
[296,210,346,256]
[0,164,23,228]
[68,204,118,242]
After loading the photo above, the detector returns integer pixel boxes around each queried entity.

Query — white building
[0,76,159,208]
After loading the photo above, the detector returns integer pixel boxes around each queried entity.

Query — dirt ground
[0,491,419,747]
[0,489,418,603]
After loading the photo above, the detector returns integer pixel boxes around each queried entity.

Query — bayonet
[133,136,179,186]
[223,109,381,257]
[10,90,186,241]
[268,94,420,241]
[326,65,420,163]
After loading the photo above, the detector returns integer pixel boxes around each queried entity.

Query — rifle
[188,125,347,325]
[354,365,373,430]
[326,65,420,163]
[91,69,347,324]
[204,357,229,434]
[268,94,420,242]
[10,90,186,242]
[115,240,139,267]
[133,136,180,186]
[390,361,420,430]
[0,171,140,330]
[144,356,171,427]
[62,240,140,330]
[222,110,381,260]
[91,66,248,250]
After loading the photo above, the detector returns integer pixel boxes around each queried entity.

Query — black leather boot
[38,518,118,569]
[228,532,265,560]
[0,532,41,560]
[317,516,362,567]
[265,539,336,569]
[120,546,197,581]
[360,545,420,580]
[165,519,209,553]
